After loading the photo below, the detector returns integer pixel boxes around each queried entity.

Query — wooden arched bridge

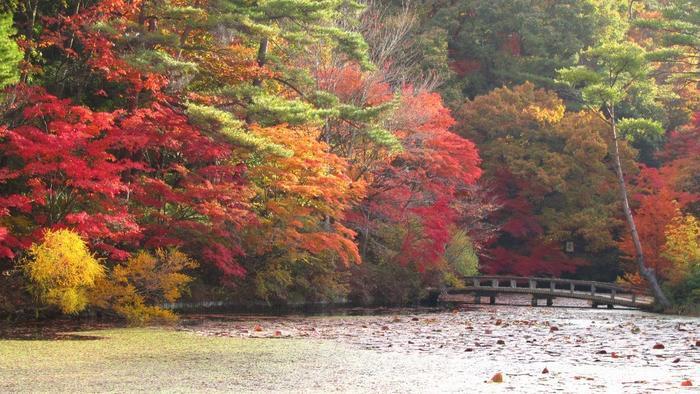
[439,276,655,310]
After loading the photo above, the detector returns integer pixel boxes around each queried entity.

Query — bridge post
[529,279,536,289]
[570,282,574,294]
[591,284,596,296]
[510,279,516,288]
[611,289,616,301]
[531,295,537,307]
[489,295,496,305]
[491,279,497,288]
[474,295,481,304]
[473,278,479,288]
[546,297,553,307]
[631,293,636,304]
[550,281,555,293]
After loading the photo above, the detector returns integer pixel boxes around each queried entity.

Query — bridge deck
[442,276,655,309]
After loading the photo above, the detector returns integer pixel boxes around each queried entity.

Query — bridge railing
[461,276,650,303]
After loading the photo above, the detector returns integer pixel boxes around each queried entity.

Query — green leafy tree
[635,0,700,83]
[0,12,21,88]
[633,0,700,130]
[409,0,627,102]
[443,228,479,277]
[558,41,671,308]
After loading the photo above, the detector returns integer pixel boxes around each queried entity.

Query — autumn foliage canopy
[0,0,698,315]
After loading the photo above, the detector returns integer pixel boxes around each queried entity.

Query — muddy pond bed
[1,296,699,393]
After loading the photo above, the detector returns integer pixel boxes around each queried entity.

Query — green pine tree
[558,41,671,309]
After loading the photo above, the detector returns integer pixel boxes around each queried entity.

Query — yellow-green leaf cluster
[23,229,104,314]
[90,248,198,326]
[663,212,700,285]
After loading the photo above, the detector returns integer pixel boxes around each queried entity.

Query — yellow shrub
[663,213,700,285]
[23,229,104,314]
[90,248,197,326]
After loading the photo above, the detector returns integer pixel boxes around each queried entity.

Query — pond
[1,298,698,392]
[180,298,699,392]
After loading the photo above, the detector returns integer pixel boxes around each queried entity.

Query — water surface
[181,298,699,393]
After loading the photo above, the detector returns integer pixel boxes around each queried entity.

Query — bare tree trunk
[609,105,671,309]
[253,38,268,88]
[245,38,268,124]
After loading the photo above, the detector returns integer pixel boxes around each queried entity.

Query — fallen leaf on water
[681,380,693,387]
[653,343,665,349]
[611,352,619,358]
[550,326,559,332]
[695,340,700,347]
[253,325,263,332]
[491,373,504,383]
[496,339,505,345]
[542,367,549,374]
[274,330,282,337]
[596,350,607,354]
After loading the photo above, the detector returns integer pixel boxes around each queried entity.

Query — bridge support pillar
[546,298,553,307]
[489,295,496,305]
[531,295,538,307]
[591,301,599,308]
[607,304,614,309]
[474,295,481,304]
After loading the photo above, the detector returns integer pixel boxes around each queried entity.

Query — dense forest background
[0,0,698,322]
